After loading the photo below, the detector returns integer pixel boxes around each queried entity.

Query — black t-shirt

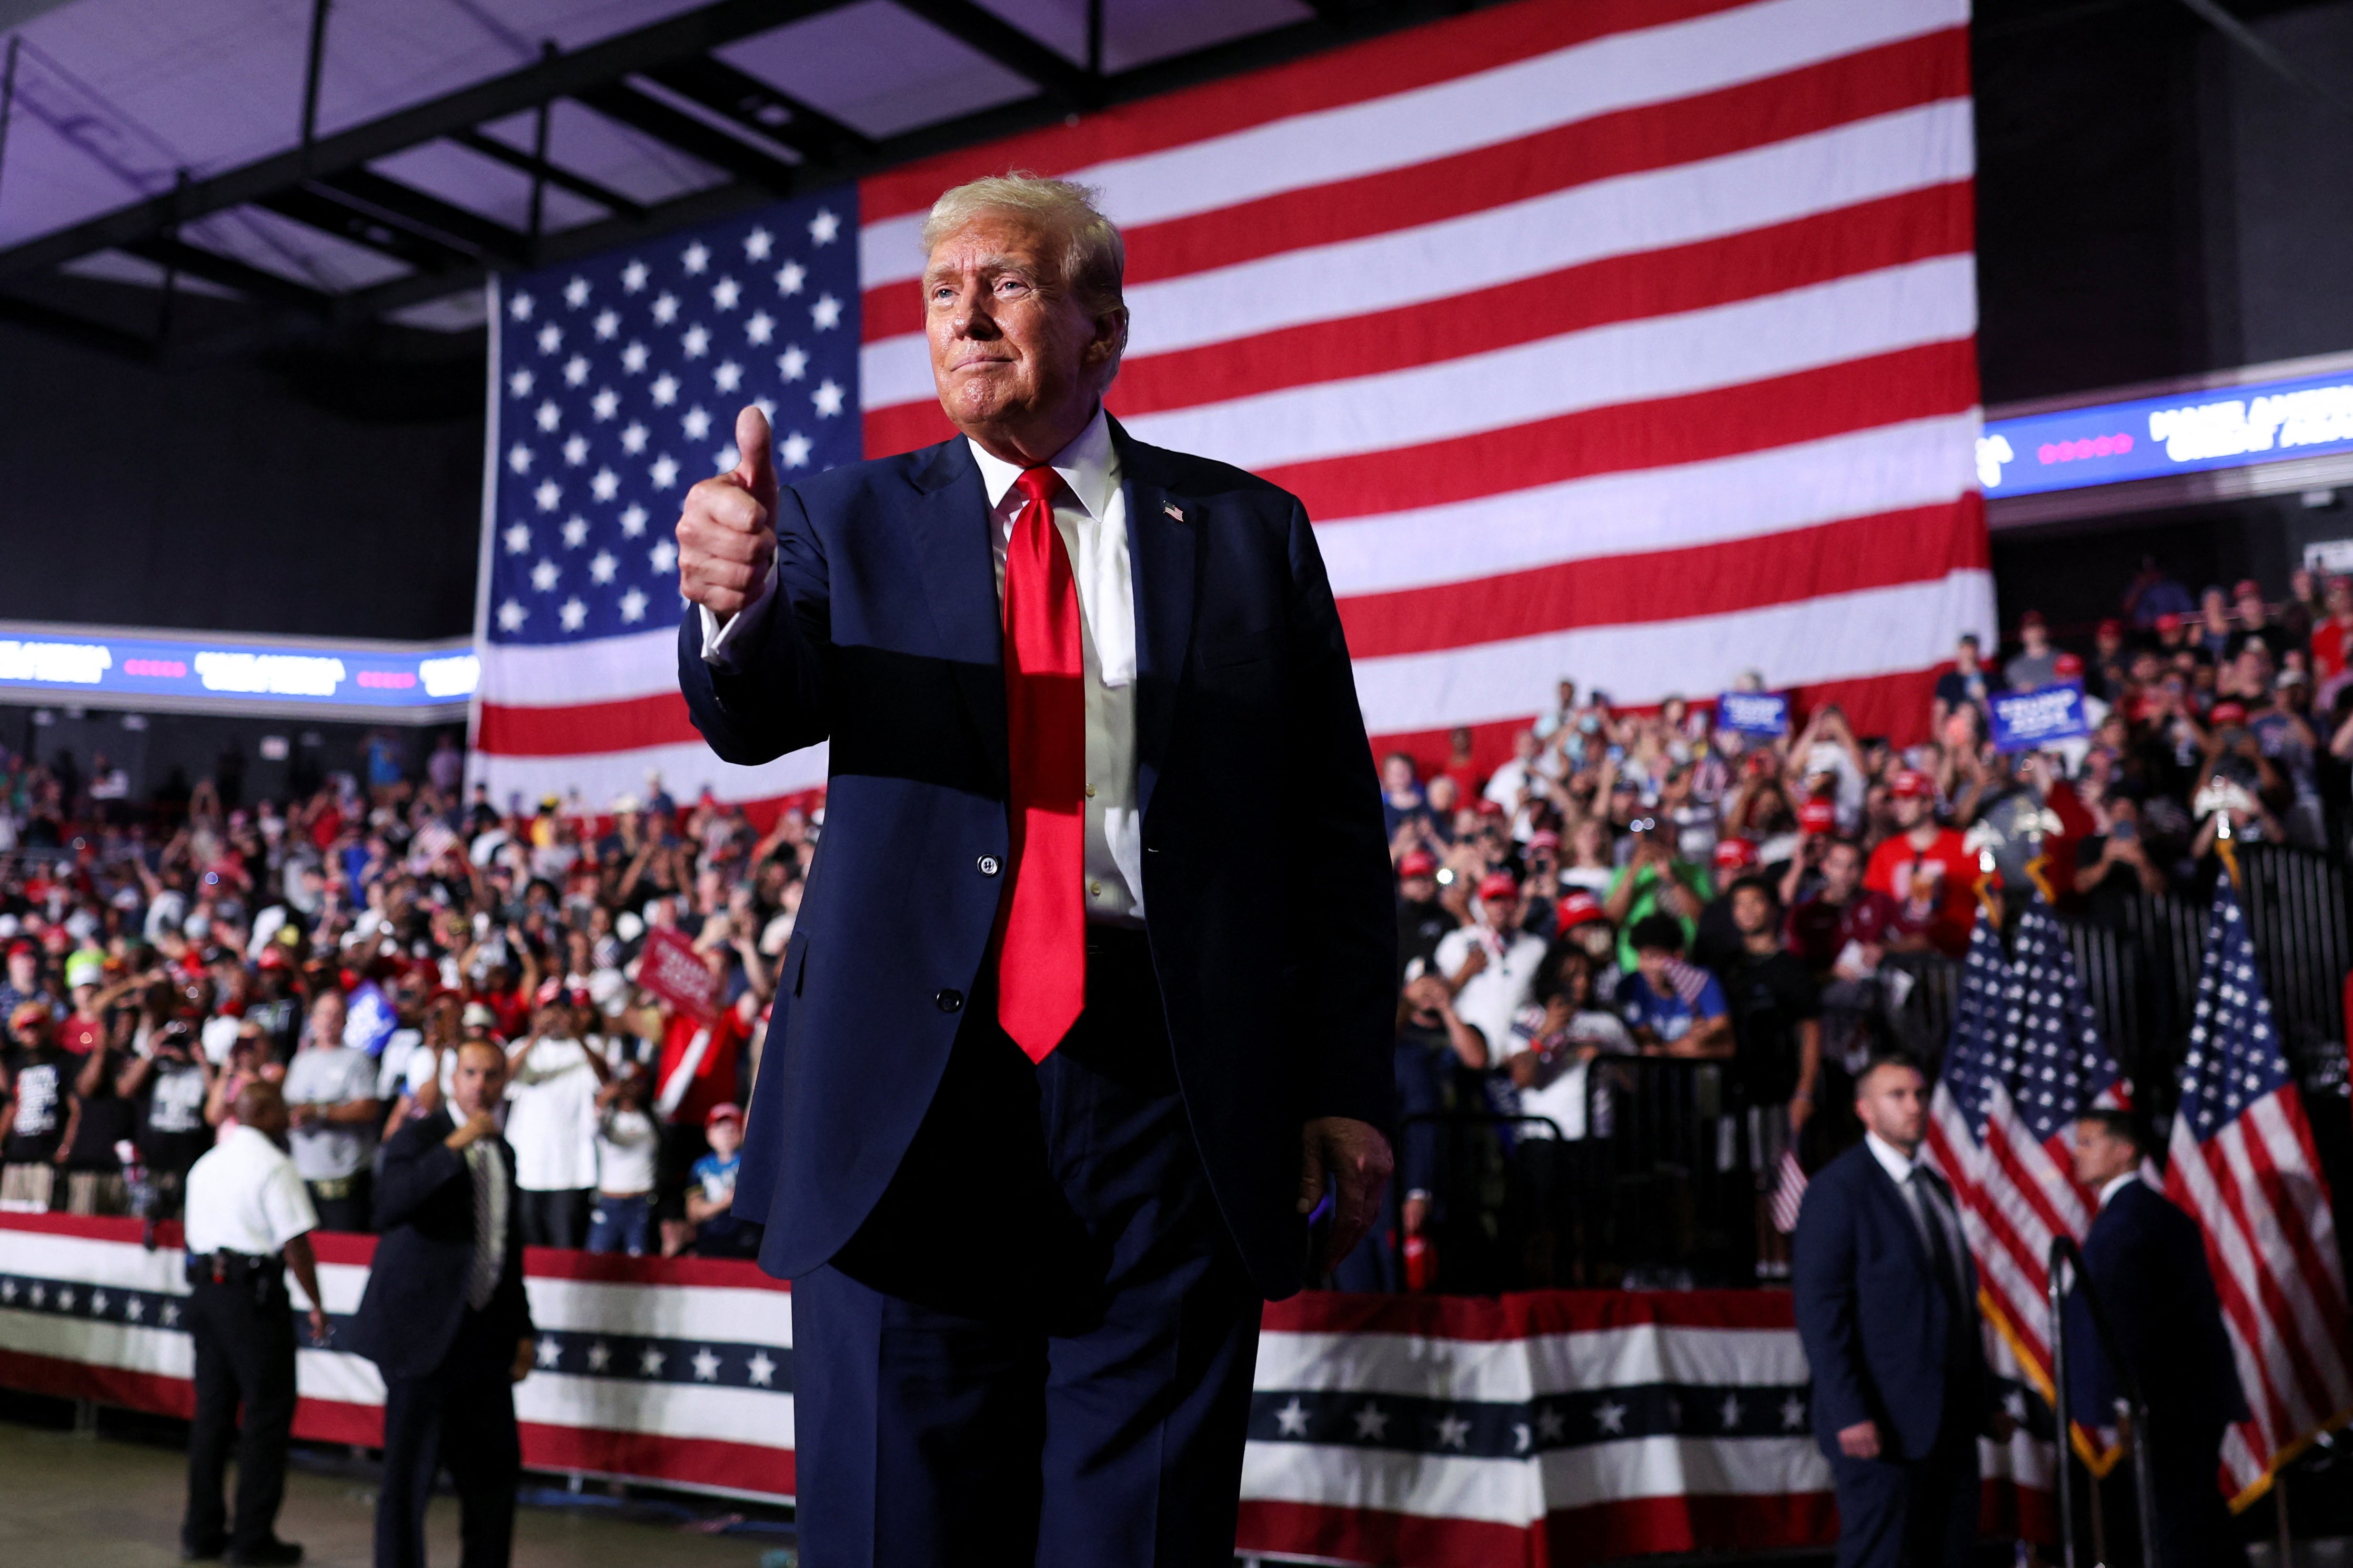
[65,1053,135,1171]
[1720,948,1822,1105]
[1691,894,1745,975]
[139,1055,215,1176]
[1397,899,1456,981]
[4,1045,74,1163]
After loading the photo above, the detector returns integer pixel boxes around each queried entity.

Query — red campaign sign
[637,925,719,1020]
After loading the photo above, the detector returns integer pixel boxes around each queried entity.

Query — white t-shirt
[596,1107,658,1196]
[1432,925,1547,1060]
[1506,1006,1634,1140]
[183,1125,319,1257]
[375,1028,424,1100]
[504,1037,600,1192]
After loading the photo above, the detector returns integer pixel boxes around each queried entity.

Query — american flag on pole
[1924,902,2121,1524]
[2164,873,2352,1505]
[473,0,1989,807]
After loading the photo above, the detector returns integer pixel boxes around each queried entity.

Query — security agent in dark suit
[346,1040,536,1568]
[1794,1055,2010,1568]
[2065,1110,2250,1568]
[675,176,1396,1566]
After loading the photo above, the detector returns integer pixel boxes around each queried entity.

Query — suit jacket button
[934,989,964,1013]
[976,855,1000,876]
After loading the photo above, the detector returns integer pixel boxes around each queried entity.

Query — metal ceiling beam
[124,236,336,315]
[255,185,465,272]
[0,0,857,283]
[892,0,1098,108]
[333,0,1480,327]
[642,55,872,164]
[449,128,650,221]
[0,289,157,361]
[575,81,800,193]
[316,168,529,261]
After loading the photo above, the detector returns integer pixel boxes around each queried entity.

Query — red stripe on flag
[1334,498,1985,659]
[860,185,1974,454]
[1366,667,1944,784]
[2240,1093,2353,1338]
[2204,1125,2334,1432]
[860,28,1969,341]
[477,691,703,757]
[1236,1492,1839,1568]
[1258,1286,1799,1337]
[858,0,1764,222]
[2175,1149,2305,1447]
[1105,185,1975,420]
[1266,339,1979,524]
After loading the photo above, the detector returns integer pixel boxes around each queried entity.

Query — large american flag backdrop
[470,0,1989,810]
[2165,875,2351,1505]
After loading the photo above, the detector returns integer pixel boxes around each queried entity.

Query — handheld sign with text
[1717,691,1790,737]
[1988,682,2091,753]
[638,925,720,1020]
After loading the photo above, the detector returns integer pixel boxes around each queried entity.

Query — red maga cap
[1397,851,1438,878]
[1475,872,1521,902]
[1798,799,1839,834]
[1892,770,1935,800]
[1712,837,1758,871]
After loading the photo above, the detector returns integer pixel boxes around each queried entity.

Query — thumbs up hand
[676,404,779,620]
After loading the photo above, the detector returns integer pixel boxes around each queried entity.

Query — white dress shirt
[183,1125,318,1258]
[2097,1171,2139,1210]
[1865,1130,1970,1302]
[701,406,1144,923]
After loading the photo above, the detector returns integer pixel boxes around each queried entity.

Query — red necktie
[995,466,1085,1063]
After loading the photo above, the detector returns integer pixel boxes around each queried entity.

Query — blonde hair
[921,173,1128,377]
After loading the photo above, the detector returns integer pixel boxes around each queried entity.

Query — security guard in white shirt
[179,1080,330,1566]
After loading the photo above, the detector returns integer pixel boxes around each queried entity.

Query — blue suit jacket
[1792,1140,1988,1461]
[344,1112,533,1381]
[676,419,1396,1298]
[2064,1178,2248,1437]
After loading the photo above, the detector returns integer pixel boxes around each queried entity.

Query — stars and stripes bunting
[2164,874,2351,1505]
[470,0,1990,812]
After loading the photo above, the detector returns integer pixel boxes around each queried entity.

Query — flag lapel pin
[1163,502,1184,522]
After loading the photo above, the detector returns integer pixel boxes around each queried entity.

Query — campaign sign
[1717,691,1790,736]
[1989,682,2091,753]
[637,926,720,1020]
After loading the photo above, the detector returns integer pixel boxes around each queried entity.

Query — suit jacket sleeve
[373,1117,466,1232]
[677,483,833,765]
[1792,1170,1875,1440]
[1280,495,1399,1128]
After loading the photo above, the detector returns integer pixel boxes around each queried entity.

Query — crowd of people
[0,563,2341,1285]
[0,767,790,1262]
[1373,564,2353,1285]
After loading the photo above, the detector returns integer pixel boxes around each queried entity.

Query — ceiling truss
[0,0,1473,363]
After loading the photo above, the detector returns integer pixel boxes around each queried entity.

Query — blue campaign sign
[1988,682,2091,753]
[1717,691,1789,736]
[1978,369,2353,498]
[0,622,477,719]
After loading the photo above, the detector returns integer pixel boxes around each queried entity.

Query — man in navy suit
[1794,1055,2004,1568]
[2065,1110,2249,1568]
[347,1040,536,1568]
[673,175,1396,1565]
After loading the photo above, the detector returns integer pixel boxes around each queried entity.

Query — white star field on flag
[486,195,860,649]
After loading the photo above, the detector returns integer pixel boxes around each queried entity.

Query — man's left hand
[511,1338,536,1384]
[1299,1117,1393,1273]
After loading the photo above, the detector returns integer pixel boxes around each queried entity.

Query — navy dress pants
[1828,1417,1979,1568]
[374,1309,522,1568]
[792,928,1265,1568]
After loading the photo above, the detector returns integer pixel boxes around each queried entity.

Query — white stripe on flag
[1315,414,1977,598]
[857,0,1970,285]
[858,100,1974,406]
[468,740,830,812]
[1350,570,1993,732]
[1252,1323,1815,1403]
[1116,256,1977,477]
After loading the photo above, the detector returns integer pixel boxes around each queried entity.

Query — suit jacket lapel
[902,437,1010,790]
[1865,1156,1938,1280]
[1111,418,1195,825]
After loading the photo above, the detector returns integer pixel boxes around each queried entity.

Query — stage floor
[0,1413,789,1568]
